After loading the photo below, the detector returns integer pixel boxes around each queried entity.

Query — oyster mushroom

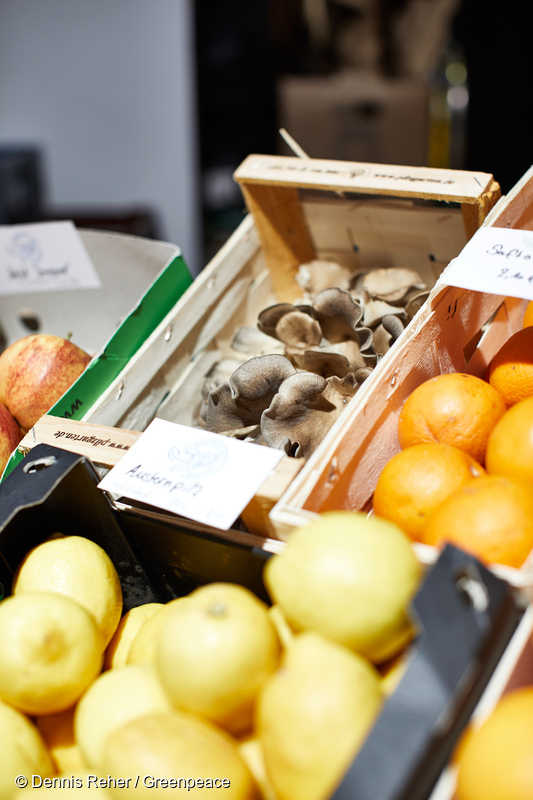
[257,303,315,340]
[405,288,431,320]
[296,259,350,297]
[274,310,322,350]
[231,326,285,356]
[204,354,296,435]
[311,287,364,342]
[352,267,426,305]
[373,314,406,357]
[257,288,377,378]
[260,371,360,459]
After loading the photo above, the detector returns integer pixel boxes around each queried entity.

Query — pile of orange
[372,306,533,569]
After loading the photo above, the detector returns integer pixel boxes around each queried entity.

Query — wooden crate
[16,156,500,544]
[270,166,533,589]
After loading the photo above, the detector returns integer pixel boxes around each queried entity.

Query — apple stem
[66,332,73,341]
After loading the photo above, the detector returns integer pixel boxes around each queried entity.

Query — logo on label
[167,440,228,478]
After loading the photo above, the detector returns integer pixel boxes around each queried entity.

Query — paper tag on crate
[438,227,533,300]
[0,220,101,296]
[98,418,284,531]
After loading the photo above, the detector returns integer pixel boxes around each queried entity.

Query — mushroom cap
[275,310,322,349]
[231,325,285,356]
[205,354,296,433]
[311,287,364,343]
[358,267,426,304]
[257,303,315,339]
[289,347,353,378]
[260,371,359,459]
[296,259,350,296]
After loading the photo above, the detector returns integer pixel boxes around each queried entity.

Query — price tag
[98,418,284,531]
[0,220,101,296]
[438,227,533,300]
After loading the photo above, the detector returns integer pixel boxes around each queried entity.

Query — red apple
[0,334,92,432]
[0,400,23,475]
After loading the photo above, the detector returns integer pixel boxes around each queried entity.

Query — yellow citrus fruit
[488,326,533,406]
[0,592,103,715]
[157,583,280,735]
[372,442,485,541]
[522,301,533,327]
[256,631,383,800]
[36,705,87,774]
[397,372,507,464]
[264,511,421,663]
[485,395,533,482]
[74,663,173,771]
[455,687,533,800]
[13,534,123,650]
[100,711,257,799]
[0,697,54,799]
[422,474,533,568]
[104,602,164,670]
[126,598,183,667]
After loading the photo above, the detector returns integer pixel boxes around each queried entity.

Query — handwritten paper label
[0,220,101,296]
[438,227,533,300]
[98,418,284,530]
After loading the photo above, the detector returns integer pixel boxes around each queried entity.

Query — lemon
[74,663,173,771]
[127,598,183,666]
[104,602,164,670]
[0,592,103,715]
[264,511,421,662]
[36,705,87,774]
[156,583,280,734]
[100,710,257,799]
[0,697,54,800]
[13,534,123,649]
[256,631,383,800]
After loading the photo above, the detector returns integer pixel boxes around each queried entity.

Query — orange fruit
[372,443,485,542]
[455,687,533,800]
[488,326,533,406]
[485,395,533,482]
[397,373,506,464]
[522,300,533,327]
[421,474,533,568]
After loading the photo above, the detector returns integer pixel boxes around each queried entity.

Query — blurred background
[0,0,529,277]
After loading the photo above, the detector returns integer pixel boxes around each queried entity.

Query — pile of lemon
[0,512,422,800]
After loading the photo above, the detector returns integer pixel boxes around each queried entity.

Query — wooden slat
[234,155,496,203]
[18,416,303,540]
[19,416,142,467]
[239,184,314,303]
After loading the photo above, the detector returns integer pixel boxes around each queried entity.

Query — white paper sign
[98,418,284,531]
[0,220,102,296]
[438,227,533,300]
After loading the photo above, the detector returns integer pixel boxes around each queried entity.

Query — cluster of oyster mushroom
[195,262,429,460]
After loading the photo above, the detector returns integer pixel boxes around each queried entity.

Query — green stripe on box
[1,254,192,481]
[49,254,192,421]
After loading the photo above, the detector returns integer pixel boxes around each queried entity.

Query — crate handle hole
[455,565,489,613]
[23,455,57,474]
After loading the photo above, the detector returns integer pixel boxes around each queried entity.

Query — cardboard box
[277,71,429,166]
[2,228,192,476]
